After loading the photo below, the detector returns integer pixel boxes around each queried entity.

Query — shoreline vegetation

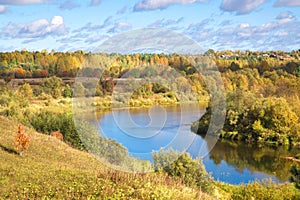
[1,50,300,199]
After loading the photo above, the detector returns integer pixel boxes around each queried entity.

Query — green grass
[0,116,213,199]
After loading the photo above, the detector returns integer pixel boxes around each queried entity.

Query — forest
[1,49,300,146]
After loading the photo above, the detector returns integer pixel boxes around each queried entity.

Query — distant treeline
[0,49,300,81]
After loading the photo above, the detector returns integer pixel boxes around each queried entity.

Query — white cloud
[51,16,64,26]
[186,11,300,51]
[84,34,108,44]
[0,0,49,14]
[239,23,250,28]
[276,11,294,19]
[59,0,79,10]
[220,0,267,14]
[148,17,183,28]
[0,5,6,13]
[117,6,127,14]
[277,31,288,36]
[108,22,132,33]
[274,0,300,7]
[134,0,206,11]
[276,11,295,24]
[2,16,67,38]
[0,0,46,5]
[90,0,101,6]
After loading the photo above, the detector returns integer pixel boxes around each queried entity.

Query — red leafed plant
[14,124,30,156]
[50,131,63,141]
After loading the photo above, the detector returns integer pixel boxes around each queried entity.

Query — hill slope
[0,116,213,199]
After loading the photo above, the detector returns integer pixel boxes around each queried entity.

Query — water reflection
[96,104,300,184]
[203,139,298,183]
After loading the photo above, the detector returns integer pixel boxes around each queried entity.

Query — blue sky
[0,0,299,52]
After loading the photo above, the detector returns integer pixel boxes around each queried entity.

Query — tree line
[0,49,299,80]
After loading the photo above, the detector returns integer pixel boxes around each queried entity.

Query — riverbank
[191,92,300,148]
[92,95,209,111]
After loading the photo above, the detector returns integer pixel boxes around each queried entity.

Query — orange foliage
[32,69,49,78]
[14,68,27,78]
[50,131,63,141]
[14,124,30,155]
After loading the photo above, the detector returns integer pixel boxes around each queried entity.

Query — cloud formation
[220,0,267,14]
[59,0,79,10]
[274,0,300,7]
[117,6,127,14]
[0,5,6,13]
[108,22,132,33]
[186,11,299,50]
[90,0,101,6]
[1,16,67,38]
[134,0,205,11]
[84,34,109,44]
[148,17,184,29]
[73,16,113,33]
[0,0,49,14]
[0,0,46,5]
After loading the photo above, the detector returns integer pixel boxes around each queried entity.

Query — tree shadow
[0,144,18,155]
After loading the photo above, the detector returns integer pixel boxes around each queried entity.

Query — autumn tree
[14,68,27,78]
[14,124,30,156]
[18,83,33,98]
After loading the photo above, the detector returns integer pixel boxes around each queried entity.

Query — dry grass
[0,116,213,199]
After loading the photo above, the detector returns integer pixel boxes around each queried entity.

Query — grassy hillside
[0,116,214,199]
[1,115,299,199]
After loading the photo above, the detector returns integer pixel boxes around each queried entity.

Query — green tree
[62,84,73,98]
[42,76,63,99]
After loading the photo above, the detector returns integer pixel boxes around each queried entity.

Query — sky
[0,0,299,52]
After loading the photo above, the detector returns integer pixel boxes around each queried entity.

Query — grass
[0,116,213,199]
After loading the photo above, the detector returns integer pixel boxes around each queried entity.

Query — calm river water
[96,104,299,184]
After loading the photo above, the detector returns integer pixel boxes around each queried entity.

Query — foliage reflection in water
[96,104,299,184]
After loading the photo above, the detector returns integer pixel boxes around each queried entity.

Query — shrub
[290,165,300,189]
[29,110,84,150]
[18,83,33,98]
[50,131,63,141]
[231,179,300,199]
[153,149,213,192]
[62,84,73,98]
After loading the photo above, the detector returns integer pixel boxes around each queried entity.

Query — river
[96,103,299,184]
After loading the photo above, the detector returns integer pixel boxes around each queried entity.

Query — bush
[18,83,33,98]
[29,110,84,150]
[62,84,73,98]
[290,165,300,189]
[153,149,213,192]
[231,179,300,200]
